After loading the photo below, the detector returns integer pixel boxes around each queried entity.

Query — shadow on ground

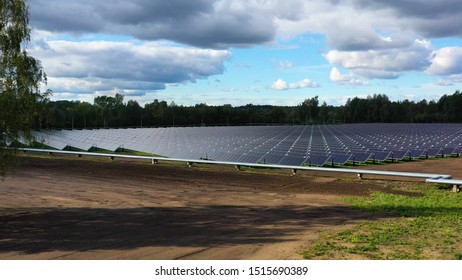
[0,205,372,254]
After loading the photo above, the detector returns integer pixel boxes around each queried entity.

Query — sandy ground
[0,155,461,260]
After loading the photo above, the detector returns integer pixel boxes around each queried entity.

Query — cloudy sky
[28,0,462,106]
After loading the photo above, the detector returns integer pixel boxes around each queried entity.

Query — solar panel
[371,151,391,161]
[261,154,285,164]
[426,148,442,157]
[351,152,372,163]
[237,153,263,164]
[35,131,72,150]
[389,150,409,160]
[222,153,241,162]
[279,156,306,166]
[31,123,462,167]
[330,153,352,165]
[442,147,456,156]
[303,155,330,167]
[408,149,425,158]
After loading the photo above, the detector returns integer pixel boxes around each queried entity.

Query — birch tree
[1,0,49,176]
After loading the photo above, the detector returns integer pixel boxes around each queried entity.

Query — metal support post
[453,185,461,193]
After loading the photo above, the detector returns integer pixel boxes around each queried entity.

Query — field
[0,154,461,260]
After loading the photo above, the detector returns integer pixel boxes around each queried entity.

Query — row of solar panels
[28,124,462,167]
[201,147,457,166]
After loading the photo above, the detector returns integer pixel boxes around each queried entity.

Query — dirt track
[1,155,461,260]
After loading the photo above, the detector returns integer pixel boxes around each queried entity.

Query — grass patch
[115,148,164,157]
[84,147,166,158]
[30,142,59,150]
[88,147,114,153]
[64,146,86,152]
[301,184,462,260]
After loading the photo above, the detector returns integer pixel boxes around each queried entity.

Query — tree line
[35,91,462,130]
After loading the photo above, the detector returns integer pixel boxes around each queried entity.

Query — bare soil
[1,155,461,260]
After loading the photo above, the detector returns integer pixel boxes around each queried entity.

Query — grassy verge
[301,183,462,260]
[114,148,165,157]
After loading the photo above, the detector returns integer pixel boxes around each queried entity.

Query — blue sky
[27,0,462,106]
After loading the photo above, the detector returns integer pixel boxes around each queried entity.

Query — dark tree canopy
[1,0,49,176]
[32,90,462,132]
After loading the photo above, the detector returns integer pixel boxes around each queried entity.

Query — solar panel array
[30,124,462,167]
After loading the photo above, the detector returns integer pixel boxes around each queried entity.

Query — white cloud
[30,0,456,51]
[426,47,462,76]
[222,87,238,92]
[271,78,319,90]
[329,68,369,86]
[276,1,462,48]
[434,79,454,86]
[271,79,288,90]
[273,1,462,81]
[272,59,294,69]
[352,0,462,38]
[274,1,413,51]
[30,0,277,49]
[29,1,462,52]
[450,74,462,82]
[325,39,433,79]
[26,0,462,105]
[29,40,231,96]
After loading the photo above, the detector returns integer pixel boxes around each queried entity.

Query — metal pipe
[18,148,458,186]
[425,178,462,185]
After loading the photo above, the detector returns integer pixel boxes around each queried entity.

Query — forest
[33,90,462,130]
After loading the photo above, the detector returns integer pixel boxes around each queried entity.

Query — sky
[27,0,462,106]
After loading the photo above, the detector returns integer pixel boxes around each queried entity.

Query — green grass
[301,183,462,260]
[88,147,114,153]
[30,142,59,150]
[114,148,164,157]
[66,147,165,158]
[65,146,87,152]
